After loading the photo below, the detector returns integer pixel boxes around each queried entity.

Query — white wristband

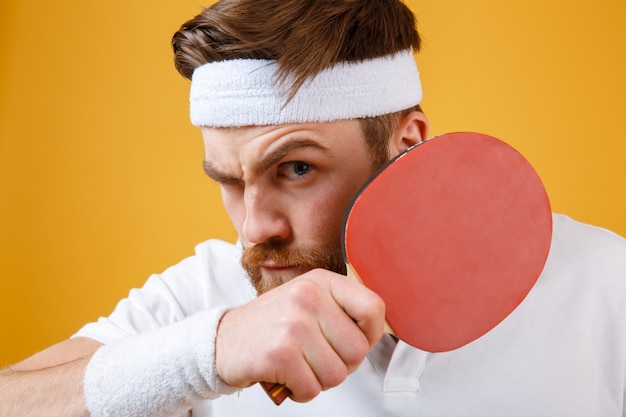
[84,307,240,417]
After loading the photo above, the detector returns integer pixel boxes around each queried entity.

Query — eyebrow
[202,160,239,184]
[202,138,328,183]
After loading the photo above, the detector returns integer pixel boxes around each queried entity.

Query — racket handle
[260,381,291,405]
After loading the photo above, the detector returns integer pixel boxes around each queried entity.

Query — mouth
[241,244,346,294]
[258,259,286,268]
[258,260,307,277]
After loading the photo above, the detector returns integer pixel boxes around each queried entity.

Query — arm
[79,269,385,415]
[0,254,384,416]
[0,337,102,417]
[0,240,247,417]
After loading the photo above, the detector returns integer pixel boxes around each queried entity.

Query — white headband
[189,50,422,127]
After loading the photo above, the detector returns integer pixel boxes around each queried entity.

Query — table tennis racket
[261,131,552,405]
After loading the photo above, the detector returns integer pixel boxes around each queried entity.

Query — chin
[254,267,310,295]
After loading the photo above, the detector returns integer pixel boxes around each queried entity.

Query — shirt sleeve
[73,239,255,344]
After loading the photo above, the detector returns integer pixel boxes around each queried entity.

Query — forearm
[0,305,232,417]
[0,358,90,417]
[83,307,239,417]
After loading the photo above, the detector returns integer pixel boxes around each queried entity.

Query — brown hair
[360,106,421,169]
[172,0,423,164]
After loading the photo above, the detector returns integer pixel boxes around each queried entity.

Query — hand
[214,268,385,402]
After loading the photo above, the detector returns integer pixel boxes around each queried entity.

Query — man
[1,0,625,416]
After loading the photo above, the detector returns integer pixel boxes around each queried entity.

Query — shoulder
[155,238,254,309]
[73,239,254,343]
[544,213,626,293]
[550,213,626,267]
[192,238,244,269]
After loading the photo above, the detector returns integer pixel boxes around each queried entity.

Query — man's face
[201,120,381,294]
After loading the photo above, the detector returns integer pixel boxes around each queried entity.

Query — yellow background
[1,0,624,365]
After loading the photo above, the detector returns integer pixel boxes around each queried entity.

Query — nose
[241,184,290,245]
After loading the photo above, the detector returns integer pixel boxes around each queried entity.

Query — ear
[389,111,430,155]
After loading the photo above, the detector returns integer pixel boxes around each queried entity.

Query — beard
[241,241,347,295]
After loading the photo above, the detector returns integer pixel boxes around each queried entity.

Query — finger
[301,323,352,390]
[316,299,372,375]
[277,353,322,403]
[326,269,387,347]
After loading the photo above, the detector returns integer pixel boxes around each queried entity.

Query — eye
[278,161,312,180]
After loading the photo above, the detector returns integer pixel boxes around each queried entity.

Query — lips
[259,261,300,273]
[258,261,308,278]
[259,259,288,268]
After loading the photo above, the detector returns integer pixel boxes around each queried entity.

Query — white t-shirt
[75,214,626,416]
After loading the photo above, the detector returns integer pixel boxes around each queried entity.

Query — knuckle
[360,291,386,329]
[286,279,323,312]
[368,292,386,316]
[291,382,322,403]
[263,341,299,370]
[319,366,348,390]
[345,337,370,371]
[282,317,311,343]
[262,326,307,368]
